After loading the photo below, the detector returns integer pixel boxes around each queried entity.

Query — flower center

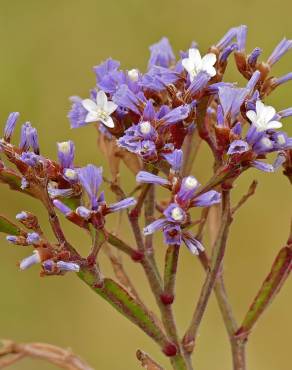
[58,141,71,154]
[97,108,109,120]
[64,168,77,180]
[261,137,273,148]
[140,121,152,135]
[128,69,139,81]
[171,207,184,221]
[184,176,198,189]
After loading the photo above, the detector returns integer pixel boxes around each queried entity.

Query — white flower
[182,48,217,82]
[82,91,118,128]
[246,101,282,132]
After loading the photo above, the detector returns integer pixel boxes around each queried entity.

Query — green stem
[163,245,180,301]
[237,243,292,337]
[78,270,168,347]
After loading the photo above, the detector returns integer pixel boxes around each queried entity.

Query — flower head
[82,91,118,128]
[182,48,216,82]
[246,101,282,132]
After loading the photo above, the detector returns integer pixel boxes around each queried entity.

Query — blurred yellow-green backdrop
[0,1,291,369]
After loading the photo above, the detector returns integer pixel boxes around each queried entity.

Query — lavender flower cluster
[0,25,291,370]
[0,25,291,275]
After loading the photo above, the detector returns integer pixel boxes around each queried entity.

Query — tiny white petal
[246,110,257,122]
[202,53,216,66]
[82,99,97,112]
[85,111,99,123]
[96,90,108,108]
[101,116,115,128]
[266,121,283,130]
[105,101,118,115]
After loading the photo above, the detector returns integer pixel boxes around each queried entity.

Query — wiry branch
[0,340,94,370]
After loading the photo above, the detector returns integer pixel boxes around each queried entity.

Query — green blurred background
[0,0,291,369]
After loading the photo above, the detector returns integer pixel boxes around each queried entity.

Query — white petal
[96,90,108,108]
[189,48,201,64]
[82,99,97,112]
[202,53,217,67]
[182,58,194,73]
[85,111,99,123]
[246,110,257,123]
[262,105,276,123]
[205,66,216,77]
[105,101,118,115]
[255,100,266,116]
[266,120,283,130]
[101,116,115,128]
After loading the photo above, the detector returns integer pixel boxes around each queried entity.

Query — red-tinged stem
[129,208,191,369]
[236,243,292,338]
[183,190,232,355]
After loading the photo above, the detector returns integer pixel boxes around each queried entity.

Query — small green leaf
[0,215,21,235]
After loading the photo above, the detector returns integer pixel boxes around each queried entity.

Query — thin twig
[104,244,142,302]
[0,340,94,370]
[231,180,258,215]
[136,349,164,370]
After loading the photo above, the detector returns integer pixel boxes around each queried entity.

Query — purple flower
[162,149,183,172]
[267,38,292,66]
[182,232,204,255]
[141,66,179,91]
[78,165,103,210]
[19,250,41,270]
[251,160,274,173]
[16,211,28,220]
[192,190,221,207]
[219,43,238,63]
[94,58,120,83]
[227,140,249,155]
[216,27,238,49]
[26,232,40,245]
[273,72,292,88]
[117,121,158,160]
[68,96,88,128]
[136,171,169,186]
[137,140,158,161]
[248,48,262,66]
[159,105,190,125]
[112,84,143,114]
[187,71,210,95]
[237,25,248,52]
[164,203,186,223]
[19,122,32,151]
[76,206,92,219]
[278,107,292,118]
[163,223,182,245]
[20,152,41,167]
[107,197,137,213]
[144,218,168,235]
[176,176,200,204]
[43,260,80,273]
[56,261,80,272]
[148,37,175,68]
[3,112,19,141]
[6,235,18,244]
[218,86,249,120]
[246,71,261,92]
[53,199,72,216]
[57,140,75,169]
